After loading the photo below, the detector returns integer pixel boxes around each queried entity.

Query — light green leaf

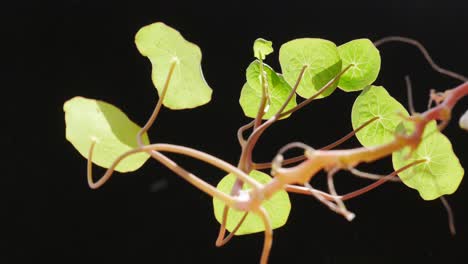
[135,22,212,109]
[279,38,342,99]
[253,38,273,60]
[239,61,297,119]
[337,39,381,92]
[392,121,464,200]
[351,86,409,147]
[212,170,291,235]
[64,96,150,172]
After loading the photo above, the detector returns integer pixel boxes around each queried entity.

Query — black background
[5,1,468,263]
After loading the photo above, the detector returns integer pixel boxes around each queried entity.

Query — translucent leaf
[253,38,273,60]
[351,86,409,147]
[279,38,342,99]
[459,109,468,131]
[239,60,297,119]
[392,121,464,200]
[64,96,150,172]
[135,22,212,109]
[212,170,291,235]
[337,39,381,92]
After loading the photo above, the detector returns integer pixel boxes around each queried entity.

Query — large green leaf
[64,96,150,172]
[337,39,381,92]
[239,60,297,119]
[212,170,291,235]
[351,85,409,147]
[392,121,464,200]
[253,38,273,60]
[135,22,212,109]
[279,38,342,99]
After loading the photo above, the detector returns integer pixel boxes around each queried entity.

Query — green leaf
[239,61,297,119]
[135,22,212,110]
[253,38,273,60]
[337,39,381,92]
[212,170,291,235]
[279,38,342,99]
[392,121,464,200]
[351,86,409,147]
[64,96,150,172]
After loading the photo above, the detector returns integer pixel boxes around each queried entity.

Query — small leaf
[239,61,297,119]
[459,109,468,131]
[135,22,212,109]
[337,39,381,92]
[392,121,464,200]
[279,38,342,99]
[253,38,273,60]
[212,170,291,235]
[64,96,150,172]
[351,86,409,147]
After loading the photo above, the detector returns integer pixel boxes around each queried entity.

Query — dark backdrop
[5,1,468,263]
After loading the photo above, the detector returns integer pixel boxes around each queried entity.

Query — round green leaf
[279,38,342,99]
[351,85,409,147]
[135,22,212,110]
[239,61,297,119]
[64,96,150,172]
[392,121,464,200]
[253,38,273,60]
[212,170,291,235]
[337,39,381,92]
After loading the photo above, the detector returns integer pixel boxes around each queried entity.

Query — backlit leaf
[279,38,342,99]
[135,22,212,109]
[213,170,291,235]
[64,96,150,172]
[253,38,273,60]
[337,39,381,92]
[392,121,464,200]
[239,60,297,119]
[351,85,409,147]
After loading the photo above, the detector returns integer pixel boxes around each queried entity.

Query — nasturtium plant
[213,170,291,235]
[239,60,297,119]
[253,38,274,60]
[337,38,381,92]
[135,22,212,109]
[392,121,464,200]
[64,96,150,172]
[65,21,468,264]
[279,38,342,99]
[351,85,409,147]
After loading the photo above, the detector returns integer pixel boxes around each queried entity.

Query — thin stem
[279,64,352,118]
[348,166,401,182]
[440,196,456,236]
[237,120,255,147]
[374,36,468,82]
[256,206,273,264]
[304,182,354,220]
[215,211,249,246]
[254,58,269,129]
[405,75,416,115]
[253,116,379,170]
[326,168,352,220]
[137,61,177,146]
[341,159,426,201]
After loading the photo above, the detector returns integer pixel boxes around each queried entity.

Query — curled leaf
[253,38,274,60]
